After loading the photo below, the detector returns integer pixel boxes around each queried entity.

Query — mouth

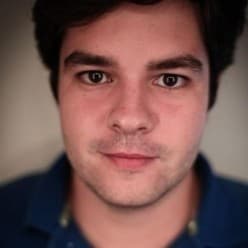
[101,152,158,171]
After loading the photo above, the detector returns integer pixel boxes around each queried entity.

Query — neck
[69,169,200,248]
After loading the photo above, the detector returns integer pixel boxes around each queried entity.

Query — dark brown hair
[32,0,247,109]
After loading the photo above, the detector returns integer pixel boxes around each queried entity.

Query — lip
[102,152,157,170]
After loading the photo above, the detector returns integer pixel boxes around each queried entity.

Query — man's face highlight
[58,0,209,208]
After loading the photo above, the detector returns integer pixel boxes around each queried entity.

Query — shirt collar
[24,153,248,246]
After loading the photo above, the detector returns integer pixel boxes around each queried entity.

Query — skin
[58,0,209,246]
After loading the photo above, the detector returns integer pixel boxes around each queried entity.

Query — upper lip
[102,152,157,159]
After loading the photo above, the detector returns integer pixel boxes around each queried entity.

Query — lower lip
[104,155,155,170]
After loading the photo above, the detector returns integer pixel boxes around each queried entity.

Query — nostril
[107,101,157,135]
[112,123,121,132]
[110,119,150,135]
[138,126,148,132]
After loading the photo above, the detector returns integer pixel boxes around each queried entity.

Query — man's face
[58,0,209,208]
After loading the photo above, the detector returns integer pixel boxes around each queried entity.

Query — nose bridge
[108,82,156,134]
[119,82,144,111]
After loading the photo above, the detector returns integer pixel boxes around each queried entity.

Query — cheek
[178,86,208,138]
[180,108,207,144]
[158,96,208,149]
[58,84,111,146]
[59,99,96,139]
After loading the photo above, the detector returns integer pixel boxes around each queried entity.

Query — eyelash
[154,73,189,89]
[75,70,112,85]
[75,70,189,89]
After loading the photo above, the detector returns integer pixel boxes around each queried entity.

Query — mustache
[89,134,169,157]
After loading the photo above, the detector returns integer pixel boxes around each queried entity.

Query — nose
[108,85,157,135]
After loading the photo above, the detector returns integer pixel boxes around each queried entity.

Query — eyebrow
[64,50,117,68]
[64,50,203,72]
[147,55,203,72]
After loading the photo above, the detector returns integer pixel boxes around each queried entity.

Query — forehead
[61,0,207,67]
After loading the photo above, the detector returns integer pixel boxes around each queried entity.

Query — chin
[82,163,190,210]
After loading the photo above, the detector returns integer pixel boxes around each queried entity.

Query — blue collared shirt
[1,154,248,247]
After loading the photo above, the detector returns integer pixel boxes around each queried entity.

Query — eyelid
[75,70,113,84]
[154,73,189,89]
[157,72,189,80]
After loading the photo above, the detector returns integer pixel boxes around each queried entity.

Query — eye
[76,70,112,85]
[155,74,187,89]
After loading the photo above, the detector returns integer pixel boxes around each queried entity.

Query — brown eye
[156,74,186,88]
[77,71,110,84]
[88,71,104,83]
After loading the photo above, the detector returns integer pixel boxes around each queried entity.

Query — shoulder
[197,154,248,208]
[0,173,42,241]
[203,175,248,247]
[216,175,248,208]
[193,157,248,247]
[0,154,67,216]
[0,155,68,247]
[0,173,42,197]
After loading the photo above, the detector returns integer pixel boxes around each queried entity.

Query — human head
[55,0,210,207]
[32,0,247,109]
[31,0,247,208]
